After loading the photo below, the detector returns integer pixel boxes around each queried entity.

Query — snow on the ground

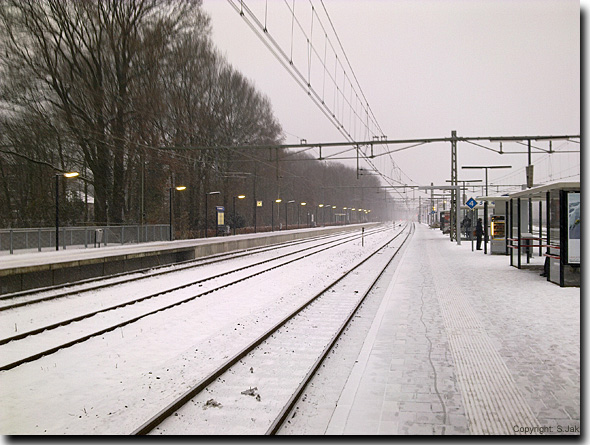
[0,222,579,435]
[0,226,395,434]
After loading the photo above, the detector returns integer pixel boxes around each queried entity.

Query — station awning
[507,181,580,200]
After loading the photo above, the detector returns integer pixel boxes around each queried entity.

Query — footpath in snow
[327,223,580,435]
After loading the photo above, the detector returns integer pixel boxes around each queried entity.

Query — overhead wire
[228,0,416,204]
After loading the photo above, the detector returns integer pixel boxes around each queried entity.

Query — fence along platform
[0,224,171,254]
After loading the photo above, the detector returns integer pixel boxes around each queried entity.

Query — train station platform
[327,223,580,435]
[0,223,375,295]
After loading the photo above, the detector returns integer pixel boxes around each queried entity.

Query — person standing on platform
[475,218,483,250]
[462,215,472,238]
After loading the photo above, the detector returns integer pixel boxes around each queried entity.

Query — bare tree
[0,0,204,224]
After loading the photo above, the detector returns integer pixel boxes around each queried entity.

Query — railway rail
[0,225,394,371]
[0,227,375,310]
[132,222,413,435]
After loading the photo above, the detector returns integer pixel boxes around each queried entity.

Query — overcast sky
[202,0,580,196]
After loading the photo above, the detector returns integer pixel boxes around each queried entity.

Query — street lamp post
[285,200,295,230]
[462,165,512,253]
[272,199,282,231]
[299,202,306,228]
[55,172,79,251]
[205,191,221,238]
[169,186,186,241]
[232,195,246,235]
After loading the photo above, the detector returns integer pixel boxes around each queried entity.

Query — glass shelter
[507,182,580,287]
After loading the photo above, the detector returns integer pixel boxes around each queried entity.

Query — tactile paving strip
[426,243,540,435]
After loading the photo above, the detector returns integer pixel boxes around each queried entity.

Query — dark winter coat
[475,220,483,237]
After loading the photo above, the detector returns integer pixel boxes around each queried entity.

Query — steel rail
[0,226,390,371]
[0,226,385,345]
[266,222,414,434]
[131,223,411,435]
[0,227,364,308]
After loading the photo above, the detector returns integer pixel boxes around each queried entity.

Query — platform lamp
[232,195,246,235]
[298,202,306,228]
[285,200,295,230]
[272,199,282,231]
[462,165,512,254]
[205,191,221,238]
[55,171,80,251]
[169,186,187,241]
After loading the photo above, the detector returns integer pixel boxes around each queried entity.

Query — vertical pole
[253,165,257,234]
[285,202,288,230]
[546,191,551,281]
[55,175,59,251]
[141,150,145,232]
[505,201,509,255]
[450,130,458,242]
[169,188,173,241]
[418,196,421,223]
[430,182,434,227]
[484,201,488,254]
[559,190,566,287]
[517,198,522,269]
[271,202,274,232]
[356,145,360,179]
[455,186,461,245]
[233,196,236,236]
[539,200,543,257]
[205,194,208,238]
[510,199,514,266]
[527,139,533,239]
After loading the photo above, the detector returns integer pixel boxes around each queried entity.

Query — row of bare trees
[0,0,388,236]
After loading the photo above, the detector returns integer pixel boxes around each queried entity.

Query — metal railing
[0,224,171,254]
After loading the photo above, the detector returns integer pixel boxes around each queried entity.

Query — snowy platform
[326,223,579,435]
[0,224,375,295]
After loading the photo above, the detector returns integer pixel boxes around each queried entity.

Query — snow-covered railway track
[0,229,366,312]
[0,226,391,371]
[134,223,413,435]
